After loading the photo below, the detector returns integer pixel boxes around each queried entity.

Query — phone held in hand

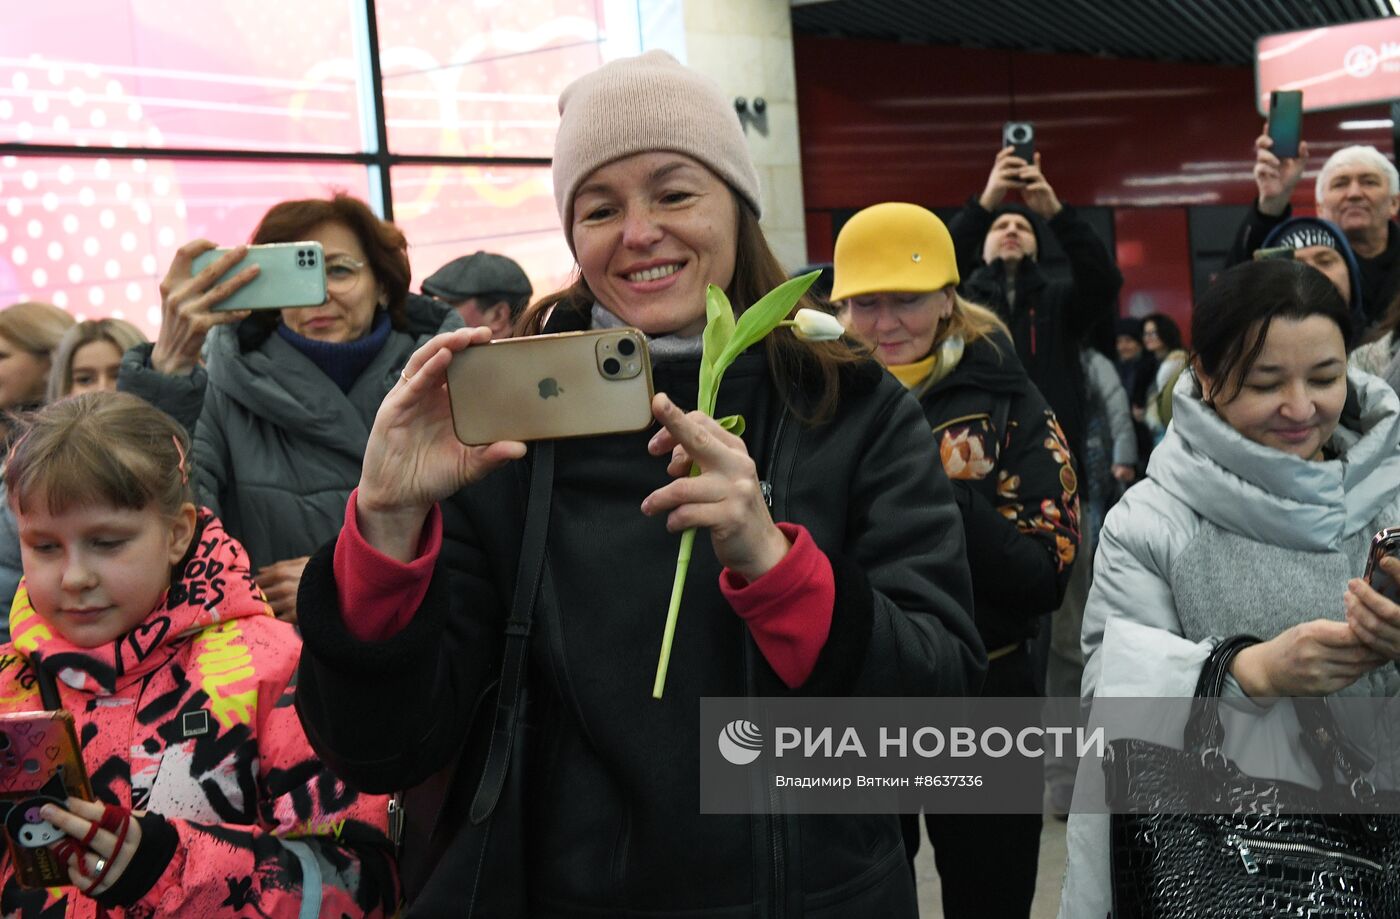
[1267,90,1303,160]
[1003,121,1035,164]
[1252,245,1296,262]
[1364,527,1400,605]
[0,710,95,888]
[446,328,655,445]
[191,242,328,312]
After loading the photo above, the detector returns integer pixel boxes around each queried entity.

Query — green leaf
[698,285,735,413]
[714,271,821,372]
[716,414,746,436]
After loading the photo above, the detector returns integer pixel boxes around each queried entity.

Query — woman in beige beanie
[295,50,983,918]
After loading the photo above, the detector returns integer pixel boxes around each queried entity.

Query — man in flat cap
[421,251,533,339]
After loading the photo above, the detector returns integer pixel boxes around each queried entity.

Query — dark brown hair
[518,199,860,423]
[246,193,410,337]
[5,392,194,518]
[1194,259,1352,405]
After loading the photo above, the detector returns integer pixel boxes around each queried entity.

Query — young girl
[0,392,398,917]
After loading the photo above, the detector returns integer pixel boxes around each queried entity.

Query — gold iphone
[446,328,655,445]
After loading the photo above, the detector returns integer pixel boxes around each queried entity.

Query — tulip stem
[653,526,696,699]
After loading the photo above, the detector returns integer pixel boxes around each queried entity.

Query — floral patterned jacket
[911,331,1080,652]
[0,511,399,918]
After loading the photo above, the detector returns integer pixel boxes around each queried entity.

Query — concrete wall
[683,0,808,271]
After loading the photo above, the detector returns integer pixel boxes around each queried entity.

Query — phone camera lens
[603,357,621,376]
[617,337,637,357]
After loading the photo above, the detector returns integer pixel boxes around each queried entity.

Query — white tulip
[790,308,845,342]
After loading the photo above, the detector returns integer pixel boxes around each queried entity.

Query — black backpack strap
[469,440,555,824]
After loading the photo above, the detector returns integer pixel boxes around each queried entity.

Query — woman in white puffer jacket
[1059,259,1400,918]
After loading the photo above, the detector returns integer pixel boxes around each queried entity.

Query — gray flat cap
[421,252,533,301]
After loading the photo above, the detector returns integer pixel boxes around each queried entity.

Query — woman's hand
[254,556,310,623]
[1344,556,1400,660]
[41,798,142,896]
[150,241,256,375]
[357,328,526,562]
[1230,618,1389,697]
[642,394,790,582]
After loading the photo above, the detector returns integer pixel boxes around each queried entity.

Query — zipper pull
[1237,843,1259,875]
[387,792,405,848]
[759,481,773,507]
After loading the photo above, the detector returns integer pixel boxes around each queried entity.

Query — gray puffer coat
[119,296,462,568]
[1059,367,1400,919]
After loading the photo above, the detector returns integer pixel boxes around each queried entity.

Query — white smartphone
[192,241,328,312]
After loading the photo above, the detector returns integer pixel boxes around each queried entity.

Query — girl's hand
[357,328,526,561]
[642,394,790,582]
[1230,618,1389,697]
[151,240,256,375]
[41,798,142,896]
[1345,556,1400,660]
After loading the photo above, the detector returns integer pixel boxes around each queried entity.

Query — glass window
[376,0,607,157]
[0,156,370,335]
[0,0,369,153]
[391,164,574,301]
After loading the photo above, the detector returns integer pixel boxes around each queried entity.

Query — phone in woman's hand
[1363,527,1400,605]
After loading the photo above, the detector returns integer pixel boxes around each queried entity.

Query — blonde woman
[46,318,148,402]
[833,202,1080,919]
[0,301,74,415]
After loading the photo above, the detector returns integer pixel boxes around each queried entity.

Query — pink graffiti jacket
[0,510,399,918]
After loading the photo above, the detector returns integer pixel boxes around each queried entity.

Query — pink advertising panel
[0,156,369,336]
[392,164,574,301]
[1256,17,1400,114]
[376,0,608,157]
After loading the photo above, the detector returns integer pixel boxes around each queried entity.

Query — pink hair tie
[172,435,189,485]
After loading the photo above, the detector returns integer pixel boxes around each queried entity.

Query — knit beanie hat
[985,203,1044,262]
[1115,317,1144,345]
[1260,216,1363,318]
[552,50,762,246]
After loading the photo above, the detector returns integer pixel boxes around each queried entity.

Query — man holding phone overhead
[1224,98,1400,335]
[948,143,1123,475]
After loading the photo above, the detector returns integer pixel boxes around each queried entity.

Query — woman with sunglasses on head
[119,195,464,622]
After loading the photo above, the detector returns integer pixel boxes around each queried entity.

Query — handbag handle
[468,440,555,825]
[1182,634,1262,754]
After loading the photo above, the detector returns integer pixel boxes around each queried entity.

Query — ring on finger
[92,857,107,875]
[400,369,412,384]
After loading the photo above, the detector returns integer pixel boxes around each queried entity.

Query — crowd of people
[0,46,1397,919]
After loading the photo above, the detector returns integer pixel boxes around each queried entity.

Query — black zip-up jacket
[915,332,1080,652]
[948,201,1123,467]
[294,307,985,918]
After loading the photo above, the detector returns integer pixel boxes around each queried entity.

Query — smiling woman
[1061,259,1400,917]
[294,50,986,918]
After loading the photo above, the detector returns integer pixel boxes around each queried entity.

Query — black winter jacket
[914,332,1080,652]
[295,307,985,918]
[948,201,1123,466]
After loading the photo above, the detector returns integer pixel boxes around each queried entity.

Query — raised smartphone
[0,710,95,888]
[191,241,328,312]
[1267,90,1303,160]
[1364,527,1400,605]
[447,328,655,445]
[1003,121,1035,164]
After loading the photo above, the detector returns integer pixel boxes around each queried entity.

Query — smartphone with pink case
[0,710,94,887]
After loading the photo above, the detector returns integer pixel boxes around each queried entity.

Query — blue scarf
[276,311,392,392]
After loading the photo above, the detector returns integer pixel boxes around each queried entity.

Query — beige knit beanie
[553,50,762,242]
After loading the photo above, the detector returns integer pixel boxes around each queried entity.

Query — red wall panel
[1113,207,1194,343]
[797,36,1393,318]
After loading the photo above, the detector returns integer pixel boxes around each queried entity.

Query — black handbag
[395,441,554,917]
[1106,634,1400,918]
